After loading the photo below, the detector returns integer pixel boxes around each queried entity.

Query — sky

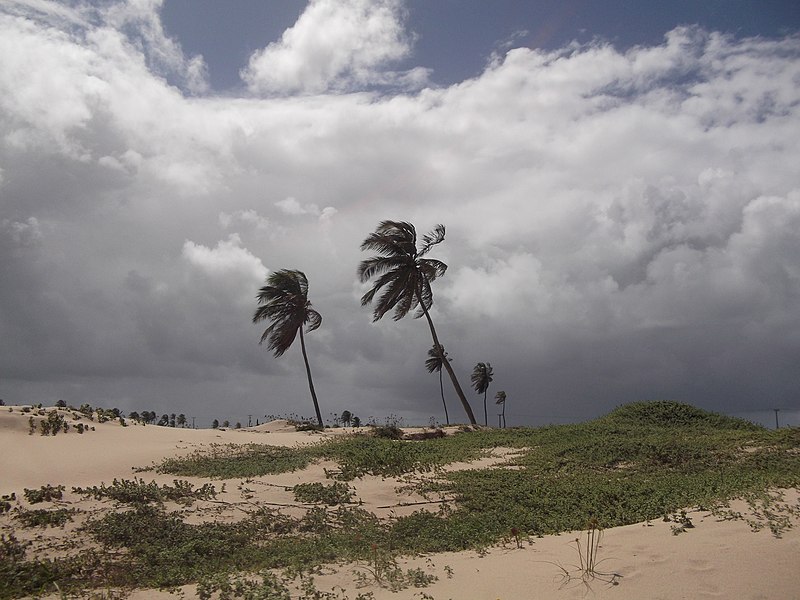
[1,0,800,429]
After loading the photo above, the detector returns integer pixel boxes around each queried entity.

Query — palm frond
[360,221,417,256]
[305,308,322,333]
[418,224,445,257]
[470,362,494,394]
[359,221,450,323]
[425,344,448,373]
[418,258,448,281]
[253,269,321,357]
[495,390,507,404]
[375,272,416,322]
[357,255,409,283]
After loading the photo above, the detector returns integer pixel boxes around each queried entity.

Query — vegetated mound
[600,401,761,430]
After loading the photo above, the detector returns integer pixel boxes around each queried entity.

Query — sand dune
[1,405,798,599]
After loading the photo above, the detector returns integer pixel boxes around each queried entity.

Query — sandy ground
[2,405,799,600]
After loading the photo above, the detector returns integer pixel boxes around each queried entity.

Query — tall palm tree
[425,344,450,425]
[358,221,477,425]
[470,362,494,426]
[253,269,324,427]
[495,390,507,428]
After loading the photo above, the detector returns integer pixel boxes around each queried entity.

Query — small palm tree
[341,410,352,427]
[358,221,477,425]
[470,362,494,426]
[495,390,507,428]
[425,344,450,425]
[253,269,324,427]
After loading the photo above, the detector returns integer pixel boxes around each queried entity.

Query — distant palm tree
[471,362,494,426]
[253,269,324,427]
[358,221,477,425]
[341,410,352,427]
[495,390,507,428]
[425,344,450,425]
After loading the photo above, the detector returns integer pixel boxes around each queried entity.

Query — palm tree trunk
[439,370,449,425]
[483,390,488,427]
[417,297,477,425]
[502,402,506,428]
[299,327,324,428]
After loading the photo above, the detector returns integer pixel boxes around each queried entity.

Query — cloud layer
[242,0,427,95]
[1,1,799,427]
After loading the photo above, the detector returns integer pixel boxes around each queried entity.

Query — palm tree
[253,269,324,428]
[495,390,507,428]
[358,221,477,425]
[425,344,450,425]
[470,362,494,426]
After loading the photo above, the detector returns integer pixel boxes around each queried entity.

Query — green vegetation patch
[72,478,217,506]
[13,508,76,528]
[155,443,317,479]
[23,485,64,504]
[294,482,356,505]
[153,434,490,481]
[599,400,761,430]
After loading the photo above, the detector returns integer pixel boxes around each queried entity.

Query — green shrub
[0,494,15,514]
[14,508,76,528]
[24,485,64,504]
[73,478,217,506]
[294,482,355,506]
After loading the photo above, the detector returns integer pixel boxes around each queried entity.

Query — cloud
[1,217,43,248]
[182,234,268,283]
[219,209,271,231]
[102,0,209,94]
[274,197,337,222]
[1,3,799,426]
[241,0,427,95]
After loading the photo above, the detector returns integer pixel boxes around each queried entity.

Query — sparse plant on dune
[24,484,64,504]
[72,478,217,506]
[14,507,76,528]
[294,482,356,506]
[548,518,620,590]
[353,543,437,592]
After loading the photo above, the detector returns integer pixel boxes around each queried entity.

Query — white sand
[2,406,798,599]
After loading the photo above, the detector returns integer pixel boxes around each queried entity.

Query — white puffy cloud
[1,3,799,426]
[241,0,426,95]
[274,197,337,222]
[182,234,268,283]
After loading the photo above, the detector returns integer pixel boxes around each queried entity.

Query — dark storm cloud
[1,2,799,428]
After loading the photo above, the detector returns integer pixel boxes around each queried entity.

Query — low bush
[24,485,64,504]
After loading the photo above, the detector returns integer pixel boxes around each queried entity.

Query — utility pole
[192,416,196,429]
[773,408,780,429]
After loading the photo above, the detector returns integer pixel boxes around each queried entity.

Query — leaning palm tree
[425,344,450,425]
[495,390,507,428]
[471,362,494,426]
[358,221,477,425]
[253,269,324,427]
